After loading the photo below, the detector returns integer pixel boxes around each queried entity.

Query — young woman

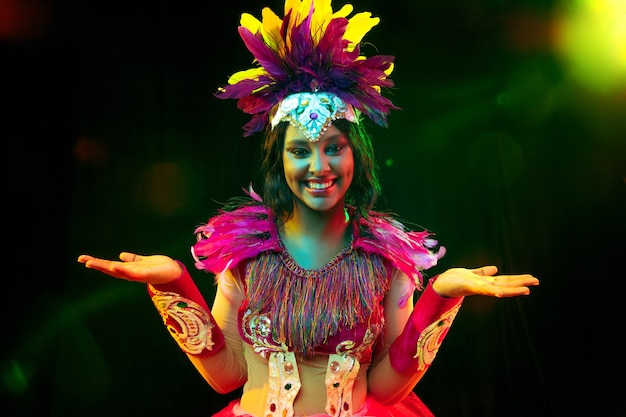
[78,2,539,416]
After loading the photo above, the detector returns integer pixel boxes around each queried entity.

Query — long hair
[260,119,382,220]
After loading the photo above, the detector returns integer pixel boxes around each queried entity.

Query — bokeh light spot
[554,0,626,93]
[496,93,510,106]
[74,136,109,165]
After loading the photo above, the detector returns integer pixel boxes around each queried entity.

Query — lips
[304,179,336,193]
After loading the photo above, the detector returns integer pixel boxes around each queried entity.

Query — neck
[278,202,352,270]
[282,202,349,240]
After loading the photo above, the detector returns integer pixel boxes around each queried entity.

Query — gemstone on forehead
[270,91,358,142]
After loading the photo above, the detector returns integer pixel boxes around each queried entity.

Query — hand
[432,265,539,298]
[77,252,182,285]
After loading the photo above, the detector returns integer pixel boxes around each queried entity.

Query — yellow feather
[240,13,261,33]
[309,0,330,42]
[345,12,379,46]
[385,62,394,76]
[298,0,313,24]
[228,67,267,85]
[285,0,303,32]
[261,7,283,51]
[284,0,301,17]
[332,4,353,19]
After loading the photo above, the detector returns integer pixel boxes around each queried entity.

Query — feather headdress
[215,0,399,140]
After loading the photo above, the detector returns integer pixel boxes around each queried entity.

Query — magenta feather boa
[191,204,445,295]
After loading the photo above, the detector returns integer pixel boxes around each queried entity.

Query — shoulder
[191,203,281,274]
[353,210,446,291]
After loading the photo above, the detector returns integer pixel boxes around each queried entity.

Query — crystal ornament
[271,92,357,142]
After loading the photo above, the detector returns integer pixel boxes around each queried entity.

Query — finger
[77,255,94,263]
[495,286,533,298]
[493,275,540,287]
[86,259,136,280]
[471,265,498,277]
[82,258,112,270]
[119,252,140,262]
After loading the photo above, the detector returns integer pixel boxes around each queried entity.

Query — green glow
[2,284,138,401]
[1,360,31,394]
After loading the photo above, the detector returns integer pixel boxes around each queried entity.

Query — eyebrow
[286,132,345,145]
[285,138,310,146]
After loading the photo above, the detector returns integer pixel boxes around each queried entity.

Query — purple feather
[238,27,285,77]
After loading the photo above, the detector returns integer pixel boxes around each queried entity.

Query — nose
[309,149,330,176]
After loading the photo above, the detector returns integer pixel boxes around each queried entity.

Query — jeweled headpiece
[215,0,399,141]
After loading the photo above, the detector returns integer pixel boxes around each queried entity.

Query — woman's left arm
[366,272,419,404]
[367,266,539,405]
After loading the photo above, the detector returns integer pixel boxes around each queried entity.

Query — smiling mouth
[305,179,335,190]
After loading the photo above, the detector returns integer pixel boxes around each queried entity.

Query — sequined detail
[242,310,283,357]
[266,351,301,417]
[322,324,379,417]
[149,287,215,355]
[414,302,462,371]
[325,353,359,417]
[283,362,294,375]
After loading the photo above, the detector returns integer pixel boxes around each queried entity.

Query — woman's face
[282,123,354,213]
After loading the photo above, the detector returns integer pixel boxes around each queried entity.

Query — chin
[305,199,343,213]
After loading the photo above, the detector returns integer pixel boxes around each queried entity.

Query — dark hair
[260,119,382,220]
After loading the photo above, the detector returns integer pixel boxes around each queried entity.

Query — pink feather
[192,203,444,293]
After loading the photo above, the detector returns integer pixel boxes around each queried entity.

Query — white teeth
[307,181,333,190]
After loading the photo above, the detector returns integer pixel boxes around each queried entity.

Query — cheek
[283,156,304,180]
[346,167,354,186]
[345,153,355,182]
[282,153,293,174]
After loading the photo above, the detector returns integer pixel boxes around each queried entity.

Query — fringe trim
[245,246,391,357]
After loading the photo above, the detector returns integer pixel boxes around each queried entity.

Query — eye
[289,147,310,157]
[326,144,345,155]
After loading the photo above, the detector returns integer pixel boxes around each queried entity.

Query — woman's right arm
[78,252,248,393]
[184,268,248,393]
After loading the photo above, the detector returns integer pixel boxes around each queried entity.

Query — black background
[2,0,625,416]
